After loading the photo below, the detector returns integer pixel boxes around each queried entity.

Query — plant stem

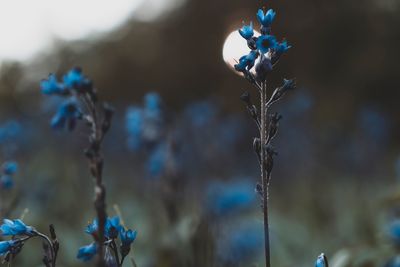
[260,81,271,267]
[83,94,108,267]
[35,231,56,267]
[110,240,121,267]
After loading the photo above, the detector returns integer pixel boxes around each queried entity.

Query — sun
[222,29,260,74]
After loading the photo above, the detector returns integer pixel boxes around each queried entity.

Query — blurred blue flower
[77,243,97,261]
[126,92,163,151]
[384,255,400,267]
[315,253,328,267]
[0,240,16,256]
[358,107,389,142]
[85,219,99,235]
[257,9,276,27]
[206,180,256,216]
[63,68,86,88]
[217,222,263,263]
[0,120,22,144]
[126,106,143,151]
[3,161,17,175]
[144,92,162,119]
[256,35,277,54]
[120,228,137,246]
[0,175,13,189]
[389,220,400,246]
[51,100,81,130]
[0,161,18,190]
[216,116,244,147]
[40,74,67,95]
[184,100,217,128]
[147,143,168,177]
[239,22,254,40]
[283,91,314,116]
[275,40,291,55]
[0,219,34,236]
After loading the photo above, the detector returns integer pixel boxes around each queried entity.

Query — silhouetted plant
[232,6,327,267]
[233,7,294,267]
[41,67,137,266]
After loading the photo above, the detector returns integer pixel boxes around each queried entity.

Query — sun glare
[222,29,260,74]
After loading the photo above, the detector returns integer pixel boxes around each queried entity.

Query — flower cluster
[216,222,263,264]
[40,68,97,130]
[78,216,137,265]
[0,219,59,265]
[0,161,18,189]
[0,219,34,236]
[125,92,163,150]
[41,67,116,265]
[235,8,291,81]
[125,93,170,177]
[0,219,34,261]
[206,180,256,217]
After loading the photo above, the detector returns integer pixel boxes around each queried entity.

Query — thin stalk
[35,231,56,267]
[260,81,271,267]
[110,240,121,267]
[82,94,108,267]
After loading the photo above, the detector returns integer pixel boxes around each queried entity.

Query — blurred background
[0,0,400,266]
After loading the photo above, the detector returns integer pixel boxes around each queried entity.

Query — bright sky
[0,0,182,63]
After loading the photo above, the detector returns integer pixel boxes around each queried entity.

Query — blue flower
[0,120,22,145]
[238,22,254,40]
[126,106,143,151]
[147,143,168,177]
[85,217,122,239]
[40,74,67,95]
[315,253,328,267]
[105,216,122,239]
[85,219,98,235]
[144,92,162,119]
[206,180,256,216]
[234,56,249,72]
[0,175,13,189]
[120,228,137,246]
[63,68,86,88]
[3,162,17,175]
[384,256,400,267]
[0,240,15,256]
[275,40,291,55]
[184,101,217,128]
[388,220,400,246]
[77,243,97,261]
[0,219,34,236]
[216,223,263,263]
[51,100,81,130]
[256,9,276,27]
[256,35,277,54]
[234,51,259,72]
